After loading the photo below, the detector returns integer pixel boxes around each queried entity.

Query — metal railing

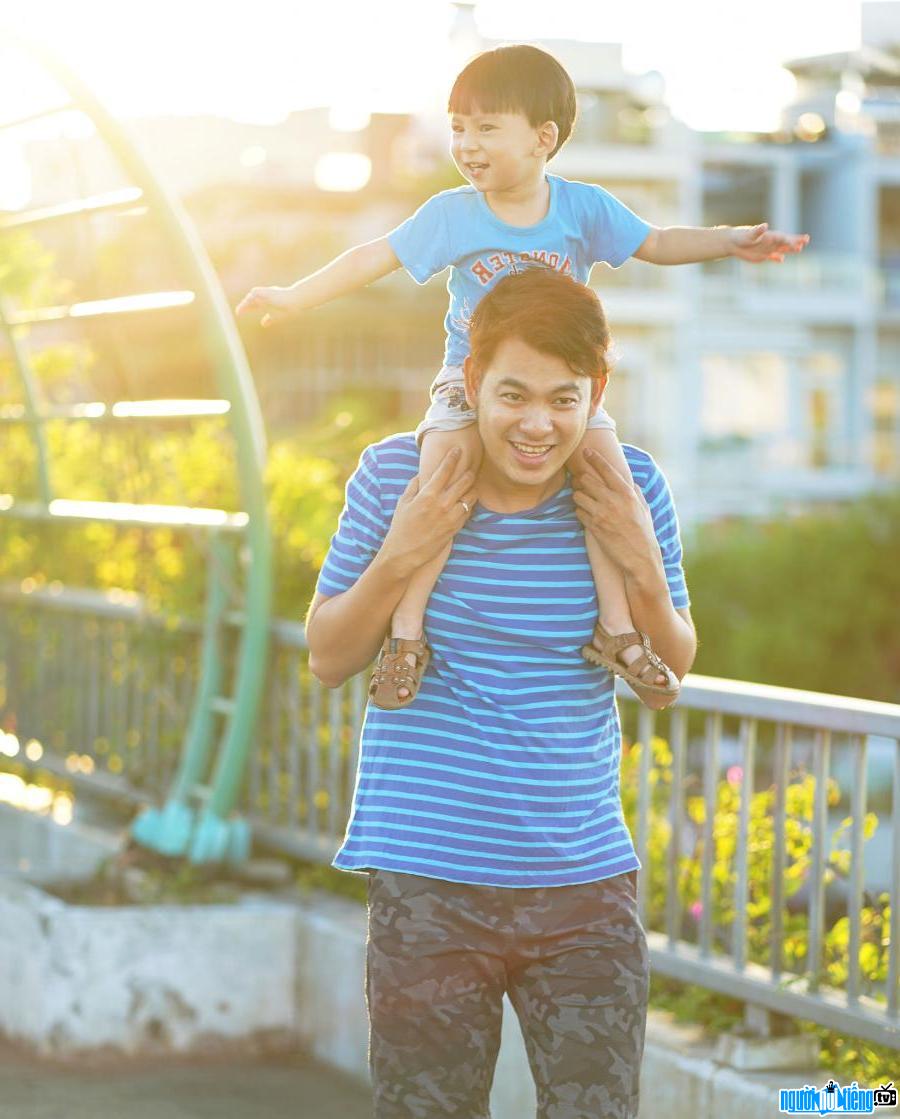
[1,583,898,1049]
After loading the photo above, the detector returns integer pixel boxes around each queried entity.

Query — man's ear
[535,120,559,157]
[588,373,607,417]
[463,355,480,410]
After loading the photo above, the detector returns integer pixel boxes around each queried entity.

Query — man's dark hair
[468,269,611,380]
[448,44,577,159]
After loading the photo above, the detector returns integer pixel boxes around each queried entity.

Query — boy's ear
[463,355,480,410]
[535,120,559,157]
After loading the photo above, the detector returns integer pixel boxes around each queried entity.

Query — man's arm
[622,581,696,682]
[305,564,413,689]
[572,449,696,680]
[633,223,809,266]
[306,449,477,688]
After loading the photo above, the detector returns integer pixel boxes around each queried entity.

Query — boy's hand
[729,223,810,264]
[234,285,298,327]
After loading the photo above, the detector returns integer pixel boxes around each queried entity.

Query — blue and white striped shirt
[317,433,689,888]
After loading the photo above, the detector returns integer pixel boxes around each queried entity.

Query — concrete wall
[0,877,298,1055]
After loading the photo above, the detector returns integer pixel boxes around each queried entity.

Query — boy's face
[463,336,605,496]
[450,108,553,192]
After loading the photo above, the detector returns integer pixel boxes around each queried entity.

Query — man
[305,269,696,1119]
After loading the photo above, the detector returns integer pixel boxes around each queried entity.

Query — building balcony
[699,254,878,322]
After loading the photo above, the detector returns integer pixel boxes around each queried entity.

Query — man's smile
[510,440,553,455]
[509,439,556,467]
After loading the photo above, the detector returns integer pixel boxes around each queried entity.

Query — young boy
[237,44,808,711]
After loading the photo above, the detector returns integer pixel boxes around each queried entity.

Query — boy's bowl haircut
[449,44,578,159]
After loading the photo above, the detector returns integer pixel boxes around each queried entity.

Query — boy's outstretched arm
[633,222,809,266]
[235,236,401,326]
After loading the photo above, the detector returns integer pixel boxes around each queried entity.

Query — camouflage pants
[365,868,649,1119]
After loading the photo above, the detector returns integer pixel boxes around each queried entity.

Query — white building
[444,2,900,524]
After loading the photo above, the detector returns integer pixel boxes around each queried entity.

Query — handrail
[0,187,144,230]
[0,102,73,131]
[0,400,231,423]
[678,673,900,737]
[4,290,196,325]
[0,500,248,532]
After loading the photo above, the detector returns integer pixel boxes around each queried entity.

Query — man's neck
[476,463,567,514]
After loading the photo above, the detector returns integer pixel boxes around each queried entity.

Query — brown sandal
[368,637,431,710]
[581,621,680,702]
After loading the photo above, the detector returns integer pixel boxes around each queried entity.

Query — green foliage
[686,493,900,703]
[0,229,58,307]
[0,391,407,620]
[649,973,744,1036]
[620,735,889,995]
[290,859,369,905]
[265,391,410,617]
[52,856,243,907]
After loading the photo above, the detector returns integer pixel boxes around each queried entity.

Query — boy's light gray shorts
[365,867,649,1118]
[415,364,617,446]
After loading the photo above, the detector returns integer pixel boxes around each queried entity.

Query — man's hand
[379,448,478,579]
[234,285,298,327]
[729,223,810,264]
[571,449,662,579]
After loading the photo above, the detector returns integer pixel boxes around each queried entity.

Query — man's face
[464,336,605,494]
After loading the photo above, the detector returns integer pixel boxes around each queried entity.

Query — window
[701,352,789,441]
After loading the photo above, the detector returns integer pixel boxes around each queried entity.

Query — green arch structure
[0,32,273,864]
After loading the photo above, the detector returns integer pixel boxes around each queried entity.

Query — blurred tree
[687,493,900,702]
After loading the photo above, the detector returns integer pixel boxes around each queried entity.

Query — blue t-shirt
[316,433,689,888]
[388,174,651,367]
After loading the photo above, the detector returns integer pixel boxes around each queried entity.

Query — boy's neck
[484,169,551,227]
